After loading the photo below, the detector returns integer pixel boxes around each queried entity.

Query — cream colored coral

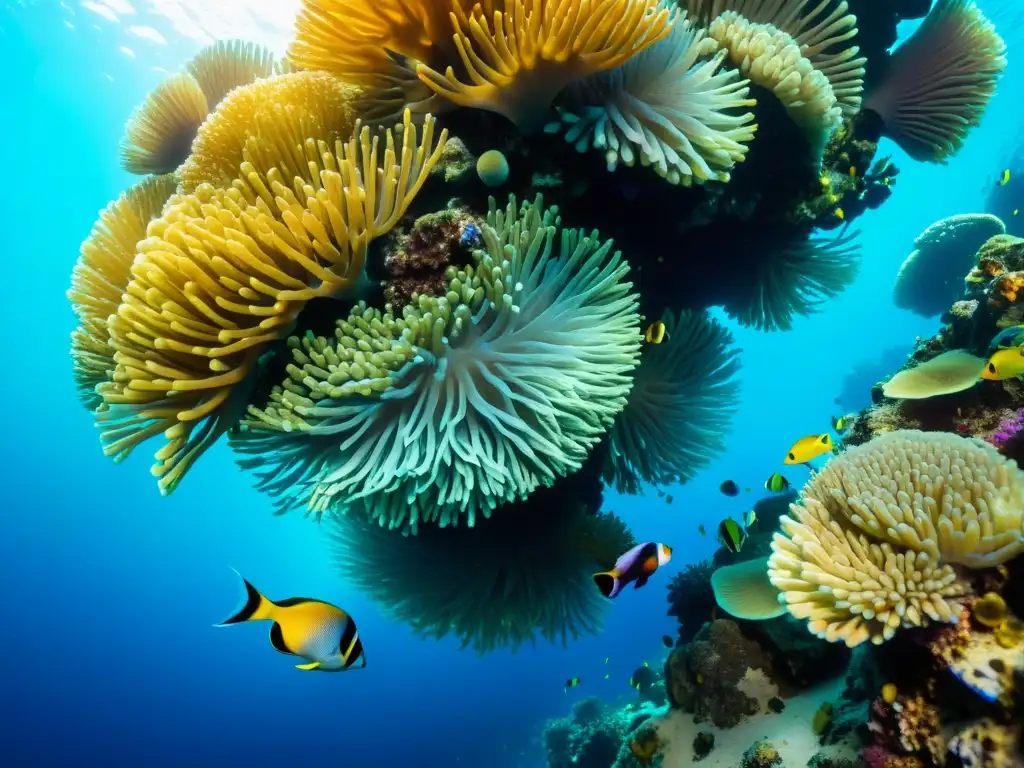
[768,430,1024,646]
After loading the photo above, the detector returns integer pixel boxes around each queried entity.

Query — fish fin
[711,556,787,621]
[295,661,320,671]
[269,622,296,656]
[274,597,320,608]
[217,570,274,625]
[635,574,650,589]
[593,571,620,599]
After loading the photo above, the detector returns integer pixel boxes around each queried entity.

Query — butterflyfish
[983,347,1024,380]
[218,572,366,672]
[764,473,789,492]
[645,322,667,344]
[998,169,1011,186]
[719,480,739,497]
[565,677,581,689]
[784,433,833,464]
[831,414,853,433]
[717,517,747,554]
[593,542,672,599]
[743,509,757,529]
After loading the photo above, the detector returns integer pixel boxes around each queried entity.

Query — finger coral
[705,12,842,156]
[604,310,740,493]
[415,0,674,132]
[328,500,634,654]
[68,174,178,409]
[768,430,1024,646]
[550,13,756,186]
[725,229,860,332]
[235,194,642,531]
[96,112,447,495]
[863,0,1006,163]
[178,71,363,194]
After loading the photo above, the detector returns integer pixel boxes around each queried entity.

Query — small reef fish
[998,169,1011,186]
[565,677,581,689]
[717,517,747,554]
[743,509,757,529]
[983,347,1024,381]
[719,479,739,497]
[644,322,667,344]
[988,325,1024,353]
[593,542,673,598]
[218,573,365,672]
[831,414,853,433]
[848,166,857,177]
[665,494,674,504]
[698,524,706,536]
[764,473,789,492]
[784,433,833,465]
[662,635,674,648]
[834,208,845,220]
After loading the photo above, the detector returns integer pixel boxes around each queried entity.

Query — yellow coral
[97,112,447,495]
[973,592,1008,628]
[120,74,210,175]
[186,39,276,108]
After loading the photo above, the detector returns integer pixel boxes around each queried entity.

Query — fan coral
[725,229,860,332]
[415,0,673,132]
[711,556,787,621]
[95,112,446,495]
[604,310,740,494]
[705,12,841,155]
[881,350,986,399]
[235,195,642,530]
[328,501,633,654]
[184,39,276,109]
[178,71,363,194]
[550,13,756,186]
[862,0,1006,163]
[684,0,867,115]
[893,213,1006,317]
[120,74,210,175]
[768,430,1024,647]
[68,174,179,409]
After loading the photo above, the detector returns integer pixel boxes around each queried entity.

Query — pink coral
[986,408,1024,448]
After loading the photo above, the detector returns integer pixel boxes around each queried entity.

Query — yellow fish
[784,433,833,464]
[982,347,1024,380]
[645,322,667,344]
[848,166,856,177]
[998,169,1011,186]
[834,208,845,220]
[218,572,366,672]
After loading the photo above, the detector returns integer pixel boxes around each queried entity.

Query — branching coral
[704,12,842,155]
[96,112,447,495]
[768,430,1024,647]
[604,310,740,493]
[234,195,642,530]
[550,13,756,186]
[328,501,633,654]
[725,229,860,332]
[684,0,867,115]
[68,174,178,409]
[863,0,1006,163]
[178,71,363,194]
[415,0,674,132]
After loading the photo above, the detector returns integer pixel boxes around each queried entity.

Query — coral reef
[542,696,662,768]
[666,560,716,644]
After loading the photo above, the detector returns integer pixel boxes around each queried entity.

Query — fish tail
[217,570,275,625]
[593,571,622,599]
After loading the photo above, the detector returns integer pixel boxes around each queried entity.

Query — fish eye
[989,363,997,373]
[787,453,795,461]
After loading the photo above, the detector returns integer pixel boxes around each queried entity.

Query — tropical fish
[764,472,789,492]
[831,414,853,433]
[848,166,857,177]
[743,509,757,529]
[645,322,667,344]
[998,169,1011,186]
[218,573,365,672]
[662,635,674,648]
[834,208,845,220]
[698,524,706,536]
[784,433,833,464]
[565,677,581,690]
[593,542,673,598]
[717,517,747,554]
[982,347,1024,381]
[988,325,1024,354]
[719,479,739,497]
[665,494,674,504]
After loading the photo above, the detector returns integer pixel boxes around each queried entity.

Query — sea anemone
[120,74,210,175]
[234,194,642,531]
[725,229,861,332]
[68,174,179,409]
[550,13,756,186]
[862,0,1006,163]
[327,500,634,654]
[604,310,740,494]
[96,112,446,495]
[415,0,674,132]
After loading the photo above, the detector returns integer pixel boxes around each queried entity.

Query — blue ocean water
[0,1,1021,765]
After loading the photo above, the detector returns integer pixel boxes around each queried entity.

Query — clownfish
[593,542,672,599]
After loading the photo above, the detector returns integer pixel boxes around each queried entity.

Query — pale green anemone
[232,195,642,532]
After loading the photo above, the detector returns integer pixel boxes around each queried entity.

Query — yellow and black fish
[785,433,833,465]
[719,480,739,497]
[218,572,365,672]
[717,517,747,554]
[565,677,582,690]
[764,473,789,492]
[645,322,667,344]
[998,169,1011,186]
[831,414,853,433]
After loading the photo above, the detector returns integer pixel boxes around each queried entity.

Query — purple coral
[986,408,1024,448]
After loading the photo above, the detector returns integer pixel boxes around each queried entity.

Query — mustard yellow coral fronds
[68,174,178,409]
[120,74,210,175]
[97,113,447,495]
[416,0,674,133]
[186,39,276,108]
[768,430,1024,647]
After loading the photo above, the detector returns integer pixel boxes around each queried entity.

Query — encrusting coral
[549,11,757,186]
[97,110,447,495]
[862,0,1006,163]
[604,309,740,494]
[233,194,642,531]
[68,174,179,409]
[768,430,1024,647]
